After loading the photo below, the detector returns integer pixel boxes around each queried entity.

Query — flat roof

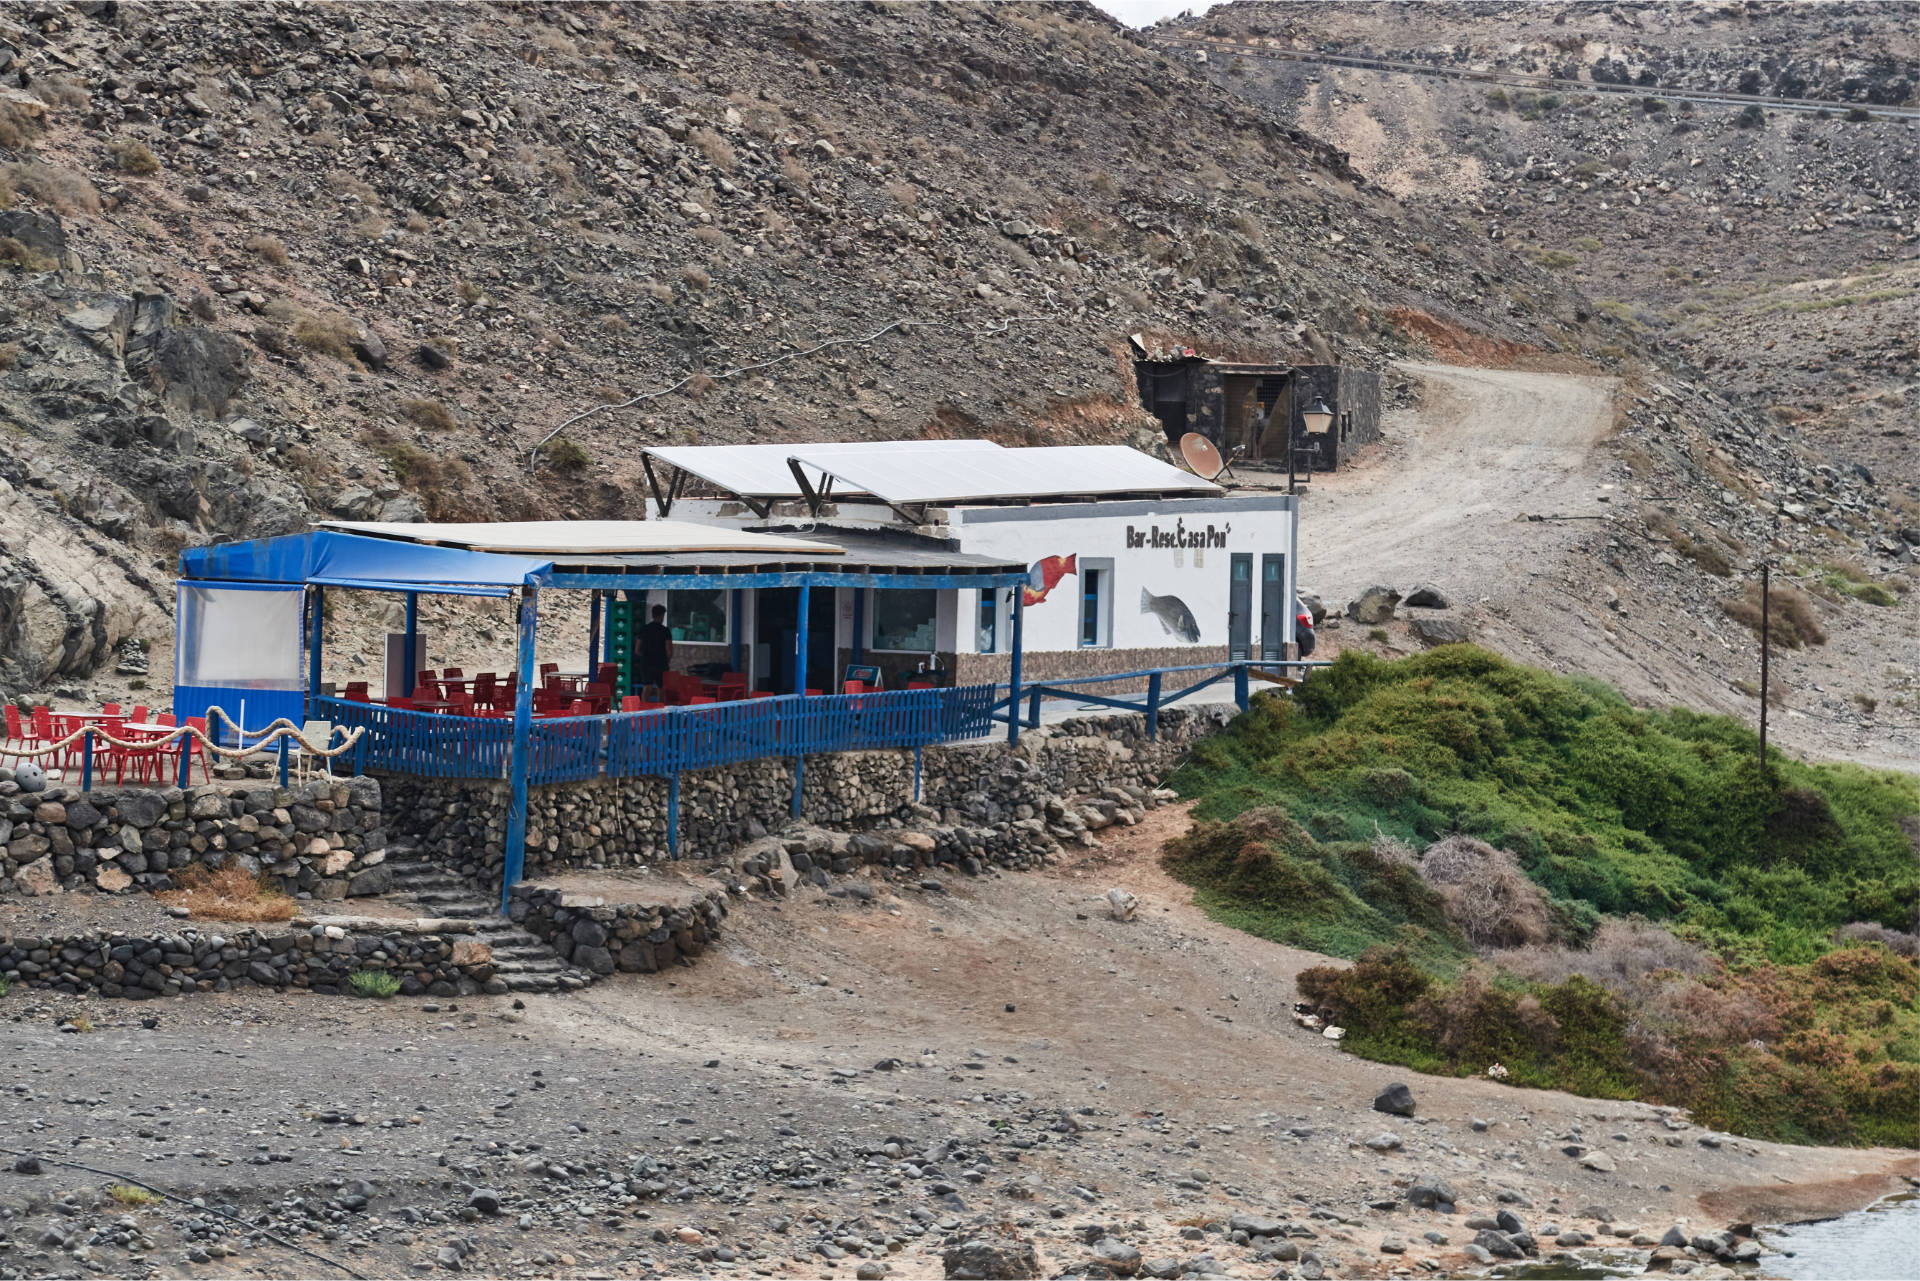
[794,444,1220,506]
[314,519,843,557]
[643,439,1219,506]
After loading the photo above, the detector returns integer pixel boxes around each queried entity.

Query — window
[872,589,937,653]
[1079,559,1113,648]
[977,588,1006,654]
[665,589,728,644]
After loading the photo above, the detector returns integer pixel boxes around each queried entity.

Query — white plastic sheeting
[793,445,1219,505]
[175,584,305,690]
[313,519,845,557]
[645,440,999,500]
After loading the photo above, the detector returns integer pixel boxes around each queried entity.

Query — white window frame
[1078,557,1114,649]
[975,587,1011,654]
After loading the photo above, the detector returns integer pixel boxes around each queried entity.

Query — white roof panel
[791,445,1221,505]
[316,519,844,556]
[647,440,1002,500]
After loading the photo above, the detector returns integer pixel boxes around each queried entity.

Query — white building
[633,440,1301,693]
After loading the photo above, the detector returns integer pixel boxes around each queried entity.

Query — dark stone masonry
[508,882,728,976]
[0,774,386,900]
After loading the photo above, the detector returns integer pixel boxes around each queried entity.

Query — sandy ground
[3,806,1911,1280]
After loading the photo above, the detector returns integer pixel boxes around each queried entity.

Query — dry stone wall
[0,921,498,999]
[384,707,1228,881]
[0,772,387,900]
[507,883,727,977]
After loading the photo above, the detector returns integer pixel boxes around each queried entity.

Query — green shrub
[349,970,401,998]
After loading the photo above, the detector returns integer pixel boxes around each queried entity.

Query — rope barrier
[3,709,365,763]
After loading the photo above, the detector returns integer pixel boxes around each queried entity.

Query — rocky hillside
[0,0,1621,698]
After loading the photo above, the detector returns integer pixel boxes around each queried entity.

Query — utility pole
[1758,561,1769,769]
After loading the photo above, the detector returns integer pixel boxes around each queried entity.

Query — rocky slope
[0,0,1616,700]
[1171,0,1920,757]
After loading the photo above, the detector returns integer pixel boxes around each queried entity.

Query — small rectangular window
[977,588,1001,654]
[1078,561,1113,648]
[872,589,938,653]
[665,589,728,644]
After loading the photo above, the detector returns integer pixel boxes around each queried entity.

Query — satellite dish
[1179,433,1232,481]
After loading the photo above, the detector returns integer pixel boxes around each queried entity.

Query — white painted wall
[949,497,1297,655]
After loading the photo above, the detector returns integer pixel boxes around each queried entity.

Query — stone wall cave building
[1133,355,1382,471]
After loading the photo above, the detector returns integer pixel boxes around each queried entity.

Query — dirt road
[5,811,1912,1280]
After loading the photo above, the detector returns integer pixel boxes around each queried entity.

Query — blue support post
[1147,671,1162,741]
[277,734,290,787]
[667,773,680,858]
[177,731,192,788]
[1006,592,1024,745]
[1234,663,1250,711]
[501,586,539,912]
[792,584,810,817]
[307,586,325,711]
[588,590,602,677]
[851,587,864,662]
[1028,687,1042,728]
[402,592,419,693]
[353,731,368,777]
[80,730,93,791]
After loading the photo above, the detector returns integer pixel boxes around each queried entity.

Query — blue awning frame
[178,527,1035,915]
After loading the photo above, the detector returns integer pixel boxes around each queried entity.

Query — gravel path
[3,808,1912,1279]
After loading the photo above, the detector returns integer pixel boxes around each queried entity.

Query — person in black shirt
[634,604,673,699]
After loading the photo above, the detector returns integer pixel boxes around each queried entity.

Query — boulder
[1405,1176,1456,1209]
[1472,1229,1524,1259]
[1404,583,1450,608]
[1409,616,1472,646]
[1090,1238,1141,1277]
[943,1235,1039,1280]
[1346,585,1401,624]
[346,863,394,897]
[16,855,56,895]
[1372,1082,1416,1117]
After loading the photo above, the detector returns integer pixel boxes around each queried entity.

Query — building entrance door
[1260,554,1287,661]
[1228,553,1252,660]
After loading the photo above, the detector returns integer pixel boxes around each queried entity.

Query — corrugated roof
[792,445,1220,505]
[645,440,1000,500]
[314,519,844,556]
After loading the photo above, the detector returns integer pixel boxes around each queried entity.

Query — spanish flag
[1023,554,1077,606]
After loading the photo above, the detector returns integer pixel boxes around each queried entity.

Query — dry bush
[325,170,380,204]
[306,128,340,150]
[405,212,432,234]
[353,213,390,240]
[455,278,483,302]
[292,312,362,363]
[691,126,736,171]
[2,161,100,214]
[1499,918,1711,1004]
[543,436,590,474]
[887,180,918,207]
[252,324,293,357]
[1721,581,1827,648]
[0,99,44,149]
[598,312,630,332]
[0,236,54,272]
[1836,921,1920,957]
[642,280,675,302]
[245,234,289,266]
[780,154,812,188]
[680,265,711,290]
[155,864,295,922]
[0,341,19,369]
[1419,836,1551,949]
[684,373,719,398]
[109,138,160,174]
[692,225,728,249]
[399,398,456,431]
[31,77,91,109]
[187,292,216,321]
[1118,287,1152,311]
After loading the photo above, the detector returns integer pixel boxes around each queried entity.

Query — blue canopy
[181,531,550,597]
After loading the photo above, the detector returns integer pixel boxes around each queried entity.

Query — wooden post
[502,586,538,912]
[1758,562,1769,770]
[1007,591,1024,745]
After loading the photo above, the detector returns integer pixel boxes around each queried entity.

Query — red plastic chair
[619,695,643,713]
[4,705,35,760]
[410,682,441,703]
[183,716,211,784]
[717,673,749,701]
[844,680,867,696]
[567,699,592,716]
[443,667,463,680]
[102,702,122,716]
[472,673,497,709]
[595,662,619,688]
[32,707,74,770]
[129,704,150,725]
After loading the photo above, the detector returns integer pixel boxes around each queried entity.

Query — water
[1765,1192,1920,1281]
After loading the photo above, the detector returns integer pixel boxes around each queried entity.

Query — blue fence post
[1147,672,1162,740]
[307,586,325,714]
[501,585,539,913]
[80,730,93,791]
[177,730,192,788]
[667,772,680,859]
[277,734,290,787]
[1028,687,1042,728]
[1006,592,1024,745]
[402,592,419,694]
[1234,663,1250,711]
[353,730,368,777]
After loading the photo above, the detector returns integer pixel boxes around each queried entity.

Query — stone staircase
[382,849,592,995]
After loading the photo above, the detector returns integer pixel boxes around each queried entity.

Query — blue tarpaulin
[180,531,551,596]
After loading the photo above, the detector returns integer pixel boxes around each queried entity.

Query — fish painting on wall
[1141,588,1200,643]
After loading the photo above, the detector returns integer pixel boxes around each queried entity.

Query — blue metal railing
[993,658,1330,740]
[315,684,999,785]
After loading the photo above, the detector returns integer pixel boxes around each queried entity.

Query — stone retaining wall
[507,883,727,976]
[385,706,1227,882]
[0,775,387,900]
[0,921,498,999]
